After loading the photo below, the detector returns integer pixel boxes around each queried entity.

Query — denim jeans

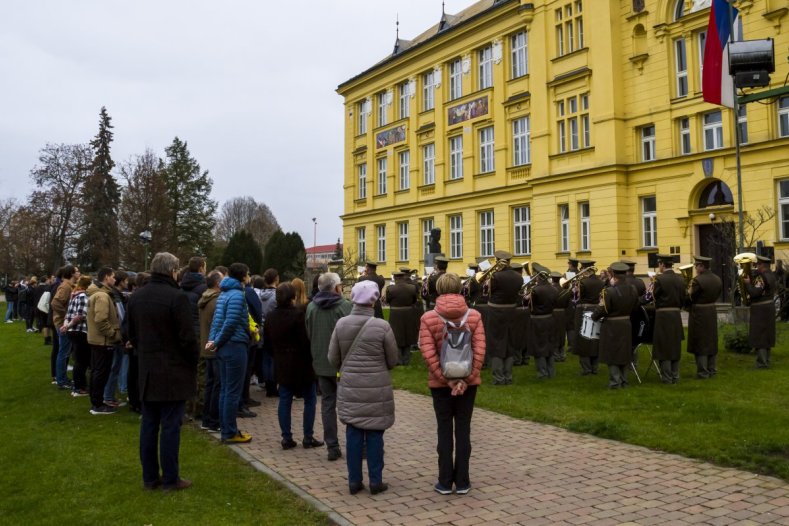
[277,382,317,440]
[431,385,477,489]
[55,331,73,386]
[217,341,247,439]
[317,376,339,449]
[346,425,385,486]
[4,300,14,322]
[119,353,129,393]
[103,346,124,401]
[140,400,186,487]
[202,358,221,427]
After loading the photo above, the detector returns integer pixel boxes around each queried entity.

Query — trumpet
[474,258,509,285]
[561,266,597,289]
[520,271,549,297]
[734,252,758,306]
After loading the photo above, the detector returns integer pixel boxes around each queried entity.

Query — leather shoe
[302,436,324,449]
[245,399,261,407]
[370,483,389,495]
[162,478,192,491]
[237,407,257,418]
[327,448,342,461]
[349,482,365,495]
[281,438,298,450]
[143,478,162,490]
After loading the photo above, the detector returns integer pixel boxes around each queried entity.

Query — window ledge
[636,247,659,254]
[354,197,368,204]
[548,146,595,160]
[473,171,496,178]
[575,250,592,255]
[445,177,464,184]
[395,188,411,194]
[551,47,589,64]
[373,193,388,199]
[555,251,571,257]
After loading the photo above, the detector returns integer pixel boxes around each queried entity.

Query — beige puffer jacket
[328,304,398,430]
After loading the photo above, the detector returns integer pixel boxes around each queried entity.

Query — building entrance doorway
[697,223,734,302]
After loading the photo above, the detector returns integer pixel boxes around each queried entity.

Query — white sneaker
[5,320,13,324]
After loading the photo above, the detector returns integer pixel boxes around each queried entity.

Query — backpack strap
[436,310,470,329]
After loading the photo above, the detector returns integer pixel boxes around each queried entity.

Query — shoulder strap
[436,310,470,329]
[340,317,375,374]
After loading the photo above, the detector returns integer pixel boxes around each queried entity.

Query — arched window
[698,180,734,208]
[674,0,685,21]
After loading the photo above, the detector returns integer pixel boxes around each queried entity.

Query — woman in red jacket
[419,273,485,495]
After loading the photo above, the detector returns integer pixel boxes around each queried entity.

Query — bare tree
[215,196,280,254]
[742,205,775,249]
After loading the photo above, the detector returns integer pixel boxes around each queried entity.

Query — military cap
[620,259,637,268]
[579,259,596,268]
[434,256,449,263]
[532,263,549,274]
[692,255,712,263]
[467,262,480,270]
[568,257,580,265]
[494,250,513,261]
[550,271,563,279]
[399,266,412,273]
[510,262,523,271]
[365,260,378,268]
[656,254,675,265]
[392,270,405,277]
[610,262,629,274]
[757,255,772,263]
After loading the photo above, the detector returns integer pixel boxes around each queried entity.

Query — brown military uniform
[652,269,687,383]
[358,271,385,319]
[527,282,559,378]
[384,279,419,364]
[486,268,522,384]
[687,270,723,378]
[552,281,568,361]
[574,275,604,374]
[745,268,777,367]
[592,280,639,388]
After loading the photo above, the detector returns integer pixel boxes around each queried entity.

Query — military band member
[622,259,647,297]
[651,254,687,383]
[463,262,482,307]
[384,270,419,365]
[511,262,529,367]
[565,257,580,356]
[486,250,522,385]
[574,259,603,375]
[686,256,722,378]
[743,255,777,368]
[591,262,639,389]
[358,261,386,319]
[422,256,448,310]
[526,265,559,378]
[551,271,568,362]
[401,266,423,347]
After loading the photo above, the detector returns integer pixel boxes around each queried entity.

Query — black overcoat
[652,270,687,361]
[263,305,315,388]
[687,271,722,356]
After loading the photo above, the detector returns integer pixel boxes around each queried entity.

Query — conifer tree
[262,230,306,280]
[221,230,263,275]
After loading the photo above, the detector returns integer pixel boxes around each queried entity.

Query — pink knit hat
[351,280,380,305]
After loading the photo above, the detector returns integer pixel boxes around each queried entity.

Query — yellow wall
[338,0,789,277]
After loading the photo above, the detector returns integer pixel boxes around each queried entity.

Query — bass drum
[630,305,655,346]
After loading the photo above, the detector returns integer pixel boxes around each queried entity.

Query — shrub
[723,325,751,354]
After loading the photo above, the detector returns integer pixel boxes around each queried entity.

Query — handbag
[37,290,51,314]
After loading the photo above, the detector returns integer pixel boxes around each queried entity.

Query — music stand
[635,343,662,381]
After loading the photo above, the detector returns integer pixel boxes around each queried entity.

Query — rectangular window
[357,227,366,260]
[478,45,493,90]
[449,215,463,259]
[738,105,748,145]
[377,225,386,263]
[513,116,531,166]
[357,100,368,134]
[579,202,590,251]
[423,70,435,111]
[449,136,463,180]
[581,93,591,147]
[479,126,495,173]
[642,196,657,248]
[377,157,387,195]
[703,111,723,150]
[680,117,691,155]
[559,204,570,252]
[449,59,462,101]
[576,0,584,48]
[698,31,707,81]
[399,81,410,119]
[513,205,531,255]
[779,97,789,138]
[422,218,434,257]
[779,181,789,240]
[358,163,367,199]
[377,92,388,127]
[557,94,589,152]
[479,211,495,258]
[555,1,583,57]
[511,31,528,78]
[641,125,656,161]
[398,222,409,261]
[675,38,688,98]
[423,143,435,185]
[398,150,410,190]
[555,10,564,57]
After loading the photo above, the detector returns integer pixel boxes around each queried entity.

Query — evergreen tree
[78,107,120,270]
[262,230,306,280]
[334,238,343,259]
[221,230,263,275]
[161,137,217,261]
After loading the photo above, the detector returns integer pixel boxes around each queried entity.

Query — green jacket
[305,292,352,377]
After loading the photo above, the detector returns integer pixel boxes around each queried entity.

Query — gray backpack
[436,311,473,379]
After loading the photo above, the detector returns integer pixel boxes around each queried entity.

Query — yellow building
[337,0,789,296]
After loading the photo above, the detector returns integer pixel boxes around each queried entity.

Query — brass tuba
[474,258,509,286]
[733,252,758,306]
[679,263,694,292]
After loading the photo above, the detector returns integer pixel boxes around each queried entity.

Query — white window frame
[422,218,434,257]
[377,157,387,195]
[513,116,531,166]
[641,125,656,161]
[674,38,688,98]
[423,143,435,185]
[398,150,410,190]
[478,45,493,90]
[399,81,410,120]
[479,126,495,173]
[357,100,368,135]
[579,202,590,251]
[479,211,495,258]
[698,31,707,82]
[511,31,528,79]
[738,105,748,145]
[703,111,723,151]
[559,204,570,252]
[513,205,531,256]
[398,222,409,261]
[779,181,789,240]
[680,117,691,155]
[376,224,386,263]
[449,59,462,101]
[642,196,657,248]
[358,163,367,199]
[423,70,435,111]
[357,227,366,260]
[377,92,387,127]
[779,97,789,138]
[449,135,463,180]
[449,215,463,259]
[581,94,590,147]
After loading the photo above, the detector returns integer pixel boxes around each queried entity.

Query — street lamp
[311,217,317,269]
[139,230,152,270]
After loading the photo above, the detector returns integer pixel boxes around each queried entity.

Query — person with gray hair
[306,272,352,461]
[128,251,199,491]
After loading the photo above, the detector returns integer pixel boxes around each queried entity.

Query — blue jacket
[209,277,249,348]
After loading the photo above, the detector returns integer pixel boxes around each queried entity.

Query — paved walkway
[213,389,789,526]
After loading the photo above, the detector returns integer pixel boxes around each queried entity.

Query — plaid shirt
[65,291,88,333]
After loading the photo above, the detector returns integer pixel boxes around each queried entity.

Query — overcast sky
[0,0,476,249]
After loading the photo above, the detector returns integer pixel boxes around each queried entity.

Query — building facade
[337,0,789,293]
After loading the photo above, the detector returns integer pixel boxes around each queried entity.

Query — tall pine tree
[161,137,216,261]
[78,107,120,270]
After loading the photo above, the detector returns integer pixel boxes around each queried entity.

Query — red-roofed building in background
[306,243,342,271]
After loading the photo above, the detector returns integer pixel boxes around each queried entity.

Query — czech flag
[702,0,740,108]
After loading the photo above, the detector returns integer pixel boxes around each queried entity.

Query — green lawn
[393,320,789,481]
[0,309,329,526]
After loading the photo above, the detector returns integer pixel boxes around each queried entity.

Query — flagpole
[728,0,745,252]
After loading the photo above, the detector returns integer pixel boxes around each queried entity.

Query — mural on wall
[447,96,489,126]
[376,125,406,148]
